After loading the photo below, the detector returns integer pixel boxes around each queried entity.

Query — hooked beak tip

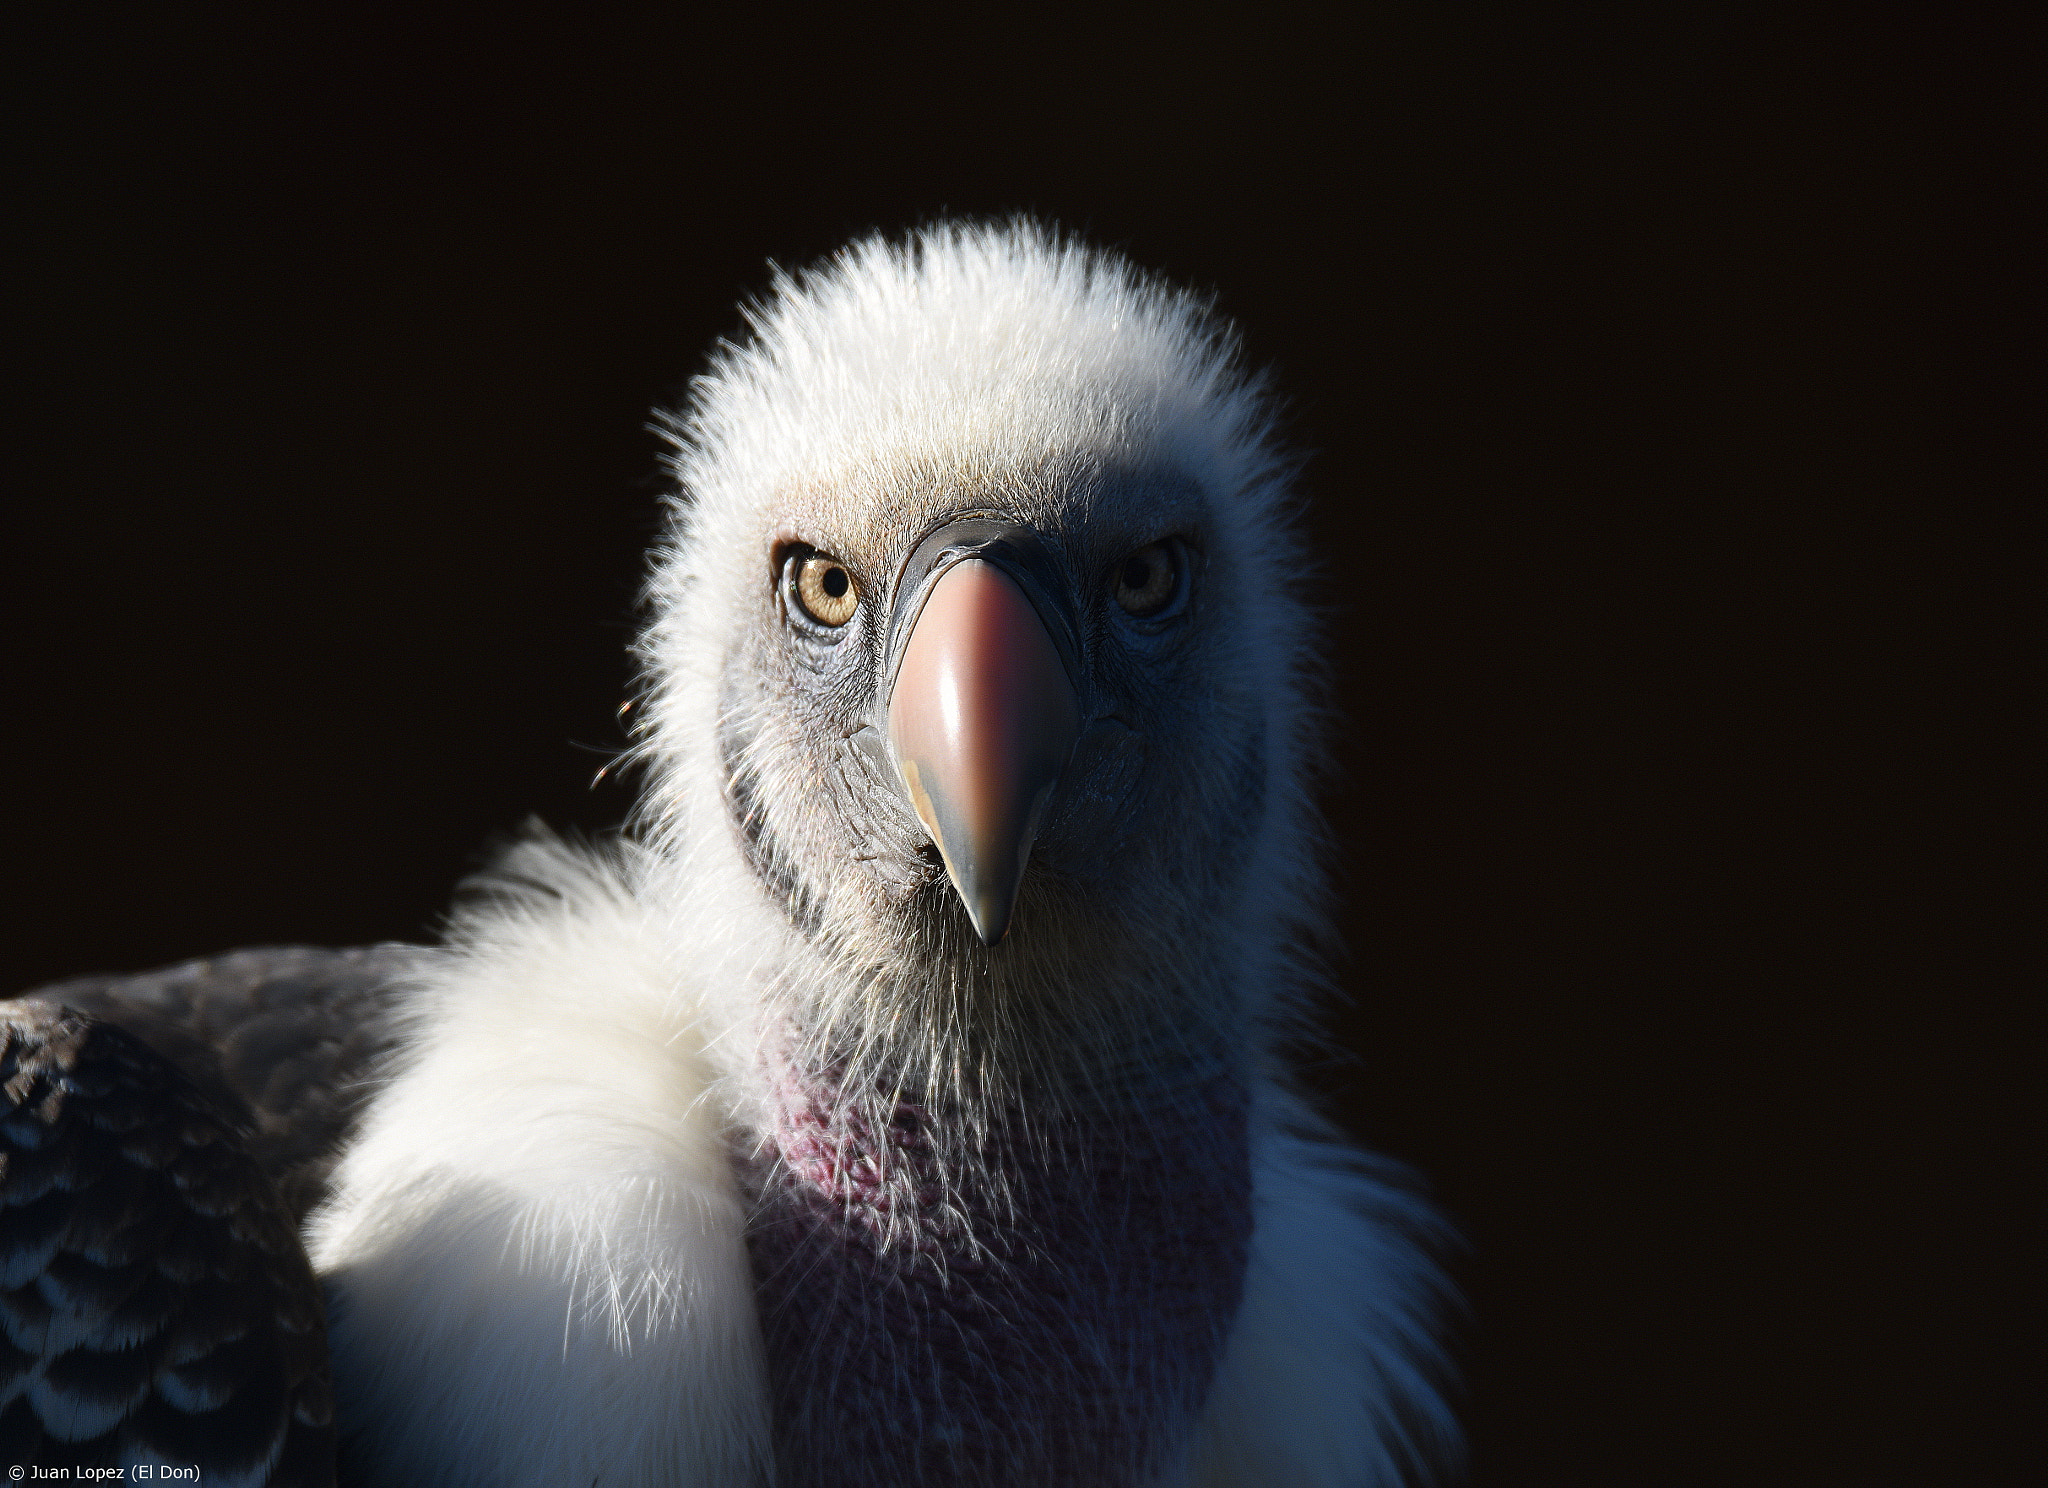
[969,898,1012,947]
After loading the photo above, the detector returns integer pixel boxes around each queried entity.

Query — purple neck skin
[742,1048,1253,1488]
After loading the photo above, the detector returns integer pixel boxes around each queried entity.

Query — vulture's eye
[1113,541,1181,618]
[790,552,860,628]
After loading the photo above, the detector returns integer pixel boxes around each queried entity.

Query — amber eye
[1113,541,1179,617]
[794,553,859,626]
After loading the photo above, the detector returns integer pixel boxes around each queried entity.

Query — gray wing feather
[0,1000,335,1483]
[26,946,426,1225]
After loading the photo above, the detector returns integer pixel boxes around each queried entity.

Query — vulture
[3,223,1459,1486]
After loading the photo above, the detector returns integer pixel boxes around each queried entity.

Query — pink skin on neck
[742,1044,1252,1488]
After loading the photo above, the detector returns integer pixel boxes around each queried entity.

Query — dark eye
[792,552,859,626]
[1113,541,1179,617]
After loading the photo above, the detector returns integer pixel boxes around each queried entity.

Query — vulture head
[638,225,1313,1119]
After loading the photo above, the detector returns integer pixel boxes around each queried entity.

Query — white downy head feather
[637,222,1322,1120]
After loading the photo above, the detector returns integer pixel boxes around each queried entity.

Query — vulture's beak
[885,520,1082,945]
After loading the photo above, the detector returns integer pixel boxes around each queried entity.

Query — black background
[9,8,2034,1484]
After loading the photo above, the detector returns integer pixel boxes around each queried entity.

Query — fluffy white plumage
[307,222,1457,1486]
